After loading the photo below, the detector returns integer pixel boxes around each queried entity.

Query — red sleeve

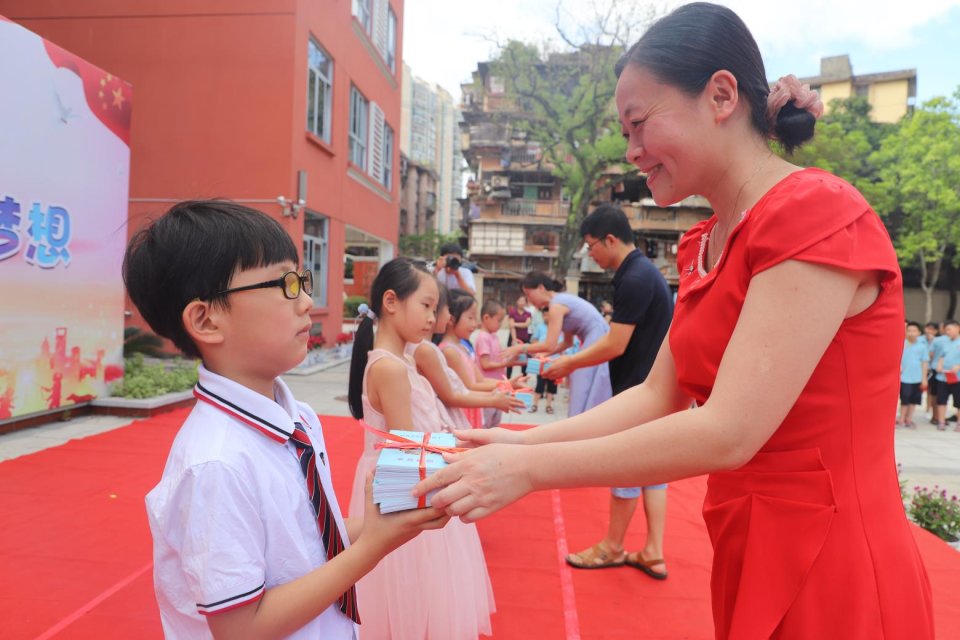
[744,169,899,281]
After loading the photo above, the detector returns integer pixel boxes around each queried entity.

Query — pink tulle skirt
[349,451,495,639]
[462,406,483,430]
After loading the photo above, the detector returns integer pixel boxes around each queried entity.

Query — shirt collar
[193,363,303,443]
[612,248,643,285]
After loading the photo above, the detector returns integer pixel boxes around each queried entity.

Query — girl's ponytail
[348,313,375,419]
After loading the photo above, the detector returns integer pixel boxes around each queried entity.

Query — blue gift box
[514,391,534,410]
[525,357,552,376]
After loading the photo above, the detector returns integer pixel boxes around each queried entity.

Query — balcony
[467,122,509,147]
[502,199,569,218]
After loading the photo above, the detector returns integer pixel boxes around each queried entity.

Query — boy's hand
[453,427,526,448]
[360,472,449,555]
[500,344,525,361]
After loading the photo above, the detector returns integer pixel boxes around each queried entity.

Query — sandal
[565,543,626,569]
[546,405,554,414]
[625,551,668,580]
[529,406,538,413]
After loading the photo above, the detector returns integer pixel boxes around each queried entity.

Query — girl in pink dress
[347,259,495,639]
[438,289,527,427]
[408,284,524,430]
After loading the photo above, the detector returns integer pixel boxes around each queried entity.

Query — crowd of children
[344,258,592,637]
[121,200,617,639]
[900,319,960,431]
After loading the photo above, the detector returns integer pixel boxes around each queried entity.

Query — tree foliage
[486,4,656,277]
[870,92,960,321]
[398,229,464,259]
[782,97,894,192]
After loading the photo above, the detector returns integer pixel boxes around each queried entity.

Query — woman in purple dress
[520,272,612,415]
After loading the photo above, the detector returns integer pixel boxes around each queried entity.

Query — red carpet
[1,409,958,639]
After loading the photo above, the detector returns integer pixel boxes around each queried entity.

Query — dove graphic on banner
[42,40,132,146]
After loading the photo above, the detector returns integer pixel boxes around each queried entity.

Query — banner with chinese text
[0,17,132,420]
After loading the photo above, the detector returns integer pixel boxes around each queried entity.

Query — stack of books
[373,430,457,514]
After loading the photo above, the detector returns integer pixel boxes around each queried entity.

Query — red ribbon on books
[359,422,467,508]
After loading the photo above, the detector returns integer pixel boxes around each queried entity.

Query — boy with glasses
[124,200,448,638]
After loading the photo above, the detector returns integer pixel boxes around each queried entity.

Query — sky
[402,0,960,105]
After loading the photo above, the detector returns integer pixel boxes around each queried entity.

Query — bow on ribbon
[360,422,467,508]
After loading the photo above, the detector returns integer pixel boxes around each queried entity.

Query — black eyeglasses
[205,270,313,301]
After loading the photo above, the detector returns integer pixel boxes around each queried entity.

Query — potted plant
[335,331,354,358]
[908,484,960,543]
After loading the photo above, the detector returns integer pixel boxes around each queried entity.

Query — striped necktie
[290,422,360,624]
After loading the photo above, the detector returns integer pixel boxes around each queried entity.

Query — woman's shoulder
[752,168,871,226]
[743,168,895,277]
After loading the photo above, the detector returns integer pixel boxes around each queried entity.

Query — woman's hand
[413,444,534,522]
[453,426,527,448]
[542,354,573,380]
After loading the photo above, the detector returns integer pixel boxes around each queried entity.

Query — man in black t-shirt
[544,204,674,578]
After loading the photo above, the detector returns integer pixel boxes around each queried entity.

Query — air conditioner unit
[491,175,510,188]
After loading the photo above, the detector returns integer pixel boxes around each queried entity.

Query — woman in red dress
[416,3,934,638]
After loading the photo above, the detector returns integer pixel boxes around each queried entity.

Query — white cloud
[402,0,960,98]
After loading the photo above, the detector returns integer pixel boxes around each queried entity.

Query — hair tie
[357,303,377,321]
[766,74,825,131]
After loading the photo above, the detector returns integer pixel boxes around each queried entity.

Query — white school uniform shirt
[146,364,356,639]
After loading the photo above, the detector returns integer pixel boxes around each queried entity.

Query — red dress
[670,169,934,639]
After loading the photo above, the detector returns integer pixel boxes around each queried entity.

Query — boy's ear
[182,299,226,348]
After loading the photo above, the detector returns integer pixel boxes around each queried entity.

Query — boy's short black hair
[906,321,923,331]
[439,242,463,257]
[481,299,503,318]
[123,200,299,359]
[580,204,635,245]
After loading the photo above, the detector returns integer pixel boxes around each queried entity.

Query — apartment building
[459,60,712,303]
[798,55,916,123]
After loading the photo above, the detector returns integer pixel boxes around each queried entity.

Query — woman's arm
[421,259,869,521]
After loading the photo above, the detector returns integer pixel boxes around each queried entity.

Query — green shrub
[123,326,167,358]
[909,485,960,542]
[344,295,369,318]
[114,354,199,399]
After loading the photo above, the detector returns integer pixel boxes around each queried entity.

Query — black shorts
[535,375,557,395]
[927,371,939,396]
[900,382,922,406]
[937,381,960,406]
